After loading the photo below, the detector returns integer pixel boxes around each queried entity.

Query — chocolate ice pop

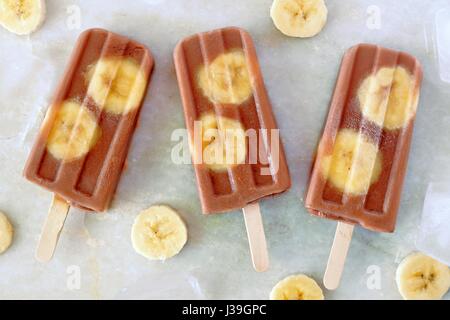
[305,43,422,289]
[24,28,154,261]
[174,27,291,271]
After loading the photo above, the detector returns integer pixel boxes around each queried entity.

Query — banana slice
[86,57,147,115]
[358,66,418,130]
[396,252,450,300]
[270,274,324,300]
[0,0,46,35]
[47,100,101,161]
[131,205,188,261]
[270,0,328,38]
[194,113,247,171]
[197,50,253,105]
[0,211,13,254]
[320,128,382,195]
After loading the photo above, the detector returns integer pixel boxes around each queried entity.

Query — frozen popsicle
[305,43,422,288]
[24,28,154,261]
[174,27,291,271]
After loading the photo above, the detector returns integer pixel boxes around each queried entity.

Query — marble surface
[0,0,449,300]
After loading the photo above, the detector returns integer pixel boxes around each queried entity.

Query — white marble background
[0,0,449,299]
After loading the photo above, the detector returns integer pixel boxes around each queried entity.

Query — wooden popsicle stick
[323,222,355,290]
[242,202,269,272]
[36,194,70,263]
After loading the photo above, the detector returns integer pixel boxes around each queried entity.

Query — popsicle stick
[36,194,70,262]
[242,202,269,272]
[323,222,354,290]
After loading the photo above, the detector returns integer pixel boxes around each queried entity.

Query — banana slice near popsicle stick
[198,113,247,171]
[86,57,147,115]
[270,274,324,300]
[0,211,14,254]
[131,205,188,261]
[320,128,382,195]
[270,0,328,38]
[0,0,46,35]
[46,100,101,161]
[396,252,450,300]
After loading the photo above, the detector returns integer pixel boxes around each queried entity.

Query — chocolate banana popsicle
[24,28,154,261]
[305,43,422,289]
[174,27,290,271]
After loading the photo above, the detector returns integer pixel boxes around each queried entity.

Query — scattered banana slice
[320,128,382,195]
[0,211,14,254]
[270,0,328,38]
[197,50,253,105]
[358,66,418,130]
[396,252,450,300]
[194,113,247,171]
[47,100,101,161]
[270,274,324,300]
[131,205,188,261]
[86,57,147,115]
[0,0,46,35]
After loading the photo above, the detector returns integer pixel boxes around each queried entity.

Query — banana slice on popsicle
[131,206,188,261]
[270,0,328,38]
[86,57,148,115]
[46,100,101,161]
[320,128,382,195]
[358,66,418,130]
[396,252,450,300]
[270,274,324,300]
[197,50,253,105]
[0,0,46,35]
[198,113,247,171]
